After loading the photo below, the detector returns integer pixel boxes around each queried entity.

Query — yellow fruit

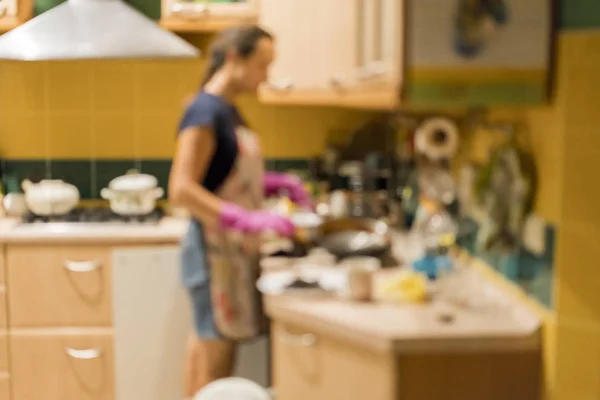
[381,271,428,303]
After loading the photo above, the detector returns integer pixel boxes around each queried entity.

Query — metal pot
[318,217,391,259]
[289,211,323,244]
[100,170,164,216]
[21,179,80,216]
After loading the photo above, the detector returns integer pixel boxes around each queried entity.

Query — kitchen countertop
[264,259,541,355]
[0,217,542,355]
[0,217,188,244]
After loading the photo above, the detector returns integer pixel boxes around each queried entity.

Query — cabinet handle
[65,347,103,360]
[171,2,209,19]
[267,81,295,92]
[279,328,317,347]
[63,259,101,272]
[329,75,349,89]
[358,61,390,81]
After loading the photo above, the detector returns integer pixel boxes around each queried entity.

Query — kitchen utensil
[318,218,391,259]
[21,179,80,216]
[2,192,27,217]
[100,169,164,216]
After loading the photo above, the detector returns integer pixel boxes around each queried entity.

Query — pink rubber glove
[219,203,295,237]
[263,172,313,208]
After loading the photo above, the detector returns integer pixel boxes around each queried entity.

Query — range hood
[0,0,199,61]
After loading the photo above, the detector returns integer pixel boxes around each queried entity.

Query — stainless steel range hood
[0,0,199,61]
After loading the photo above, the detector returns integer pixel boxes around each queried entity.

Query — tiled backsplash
[0,158,310,199]
[457,217,555,308]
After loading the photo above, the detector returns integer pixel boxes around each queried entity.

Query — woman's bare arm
[168,126,225,227]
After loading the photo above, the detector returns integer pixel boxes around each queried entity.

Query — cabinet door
[10,332,114,400]
[259,0,356,106]
[259,0,402,109]
[272,322,396,400]
[346,0,403,109]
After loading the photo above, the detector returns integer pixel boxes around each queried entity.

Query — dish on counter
[257,268,346,297]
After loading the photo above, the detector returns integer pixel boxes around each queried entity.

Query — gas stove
[20,207,165,225]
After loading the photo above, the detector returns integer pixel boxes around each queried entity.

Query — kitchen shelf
[0,0,33,34]
[159,15,257,32]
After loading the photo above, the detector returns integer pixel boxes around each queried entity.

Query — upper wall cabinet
[160,0,258,32]
[0,0,33,33]
[259,0,552,110]
[260,0,402,110]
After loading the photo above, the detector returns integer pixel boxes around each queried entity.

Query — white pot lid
[108,170,158,192]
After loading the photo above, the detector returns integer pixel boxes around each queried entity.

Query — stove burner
[21,207,165,224]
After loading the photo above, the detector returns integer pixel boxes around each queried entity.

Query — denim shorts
[181,219,221,339]
[187,284,220,339]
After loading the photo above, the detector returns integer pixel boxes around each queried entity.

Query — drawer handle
[279,329,316,347]
[63,259,101,272]
[65,347,102,360]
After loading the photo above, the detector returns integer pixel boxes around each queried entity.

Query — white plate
[257,268,347,296]
[195,377,271,400]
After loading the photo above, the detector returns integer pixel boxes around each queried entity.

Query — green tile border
[406,82,548,107]
[1,158,310,199]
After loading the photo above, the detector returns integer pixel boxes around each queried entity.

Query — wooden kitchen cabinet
[10,332,114,400]
[259,0,402,110]
[272,321,397,400]
[259,0,552,109]
[160,0,258,32]
[6,245,112,328]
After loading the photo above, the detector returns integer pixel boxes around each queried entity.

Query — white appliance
[111,246,269,400]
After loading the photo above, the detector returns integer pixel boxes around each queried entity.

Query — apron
[204,126,268,341]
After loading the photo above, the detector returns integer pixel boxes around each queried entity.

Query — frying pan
[317,218,391,259]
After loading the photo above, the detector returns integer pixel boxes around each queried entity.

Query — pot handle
[21,179,32,192]
[100,188,113,200]
[151,187,165,199]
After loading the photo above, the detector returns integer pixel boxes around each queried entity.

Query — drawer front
[0,333,7,371]
[7,245,113,328]
[0,374,9,400]
[272,322,395,400]
[11,332,114,400]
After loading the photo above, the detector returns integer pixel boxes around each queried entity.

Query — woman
[168,25,311,397]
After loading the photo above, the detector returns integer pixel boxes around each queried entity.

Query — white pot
[21,179,80,216]
[101,170,164,216]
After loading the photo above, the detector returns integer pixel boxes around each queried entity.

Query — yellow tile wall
[0,34,375,160]
[550,31,600,400]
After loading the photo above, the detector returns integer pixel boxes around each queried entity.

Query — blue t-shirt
[178,92,246,193]
[177,92,246,288]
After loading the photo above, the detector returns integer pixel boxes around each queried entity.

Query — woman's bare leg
[184,334,237,397]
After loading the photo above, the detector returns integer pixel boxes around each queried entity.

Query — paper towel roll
[415,117,460,160]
